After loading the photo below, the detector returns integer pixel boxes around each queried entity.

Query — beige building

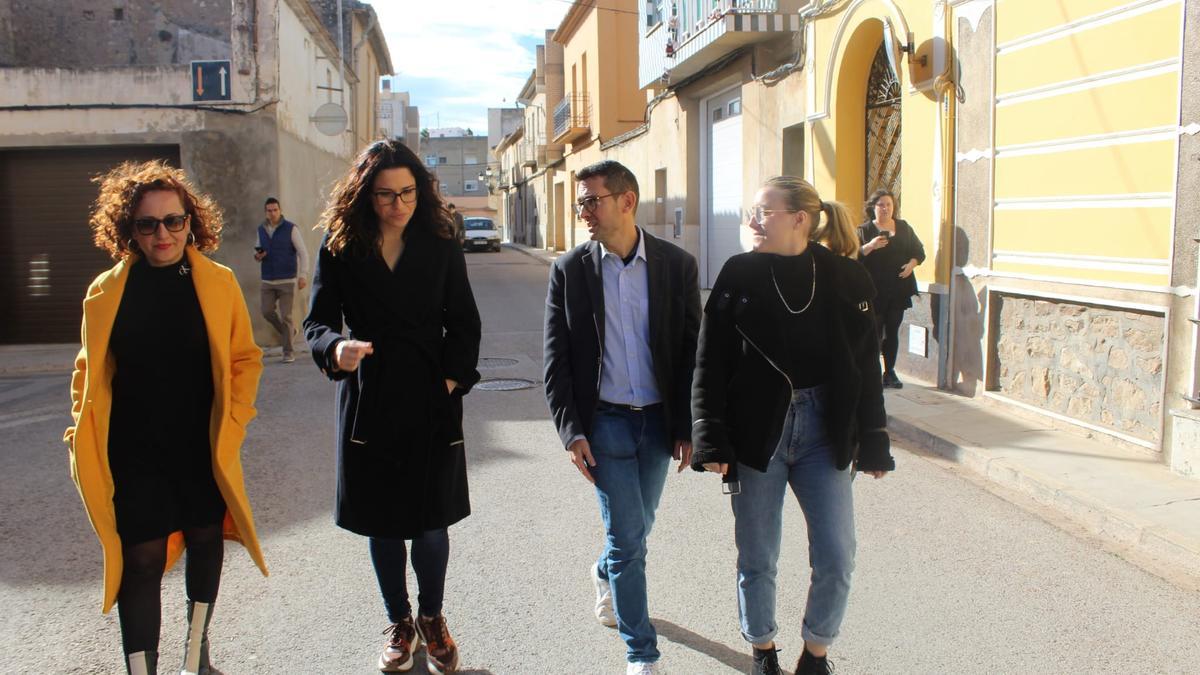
[0,0,393,348]
[378,81,421,149]
[421,132,493,218]
[493,31,567,249]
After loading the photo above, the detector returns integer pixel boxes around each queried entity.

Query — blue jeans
[731,385,856,647]
[589,403,672,663]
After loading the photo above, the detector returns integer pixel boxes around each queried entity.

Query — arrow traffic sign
[191,60,232,102]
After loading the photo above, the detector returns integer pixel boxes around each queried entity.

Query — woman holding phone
[856,189,925,389]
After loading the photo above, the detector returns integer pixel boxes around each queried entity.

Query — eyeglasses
[574,193,619,216]
[132,214,189,236]
[373,187,418,206]
[744,206,798,223]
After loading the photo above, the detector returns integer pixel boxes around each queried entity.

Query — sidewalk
[510,241,1200,589]
[0,343,305,376]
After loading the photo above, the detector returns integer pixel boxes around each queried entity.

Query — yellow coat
[64,246,268,613]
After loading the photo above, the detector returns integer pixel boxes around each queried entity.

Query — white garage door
[705,88,744,288]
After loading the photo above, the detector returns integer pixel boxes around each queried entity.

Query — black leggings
[369,529,450,622]
[876,303,906,373]
[116,524,224,655]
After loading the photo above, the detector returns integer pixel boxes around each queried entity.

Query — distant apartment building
[0,0,392,347]
[377,80,420,148]
[420,133,492,217]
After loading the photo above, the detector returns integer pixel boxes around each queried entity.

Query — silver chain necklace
[769,254,816,314]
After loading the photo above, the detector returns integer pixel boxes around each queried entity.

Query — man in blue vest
[254,197,310,363]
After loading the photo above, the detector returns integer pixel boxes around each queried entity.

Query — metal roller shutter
[0,145,180,344]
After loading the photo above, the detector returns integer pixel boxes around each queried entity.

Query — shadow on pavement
[654,618,754,672]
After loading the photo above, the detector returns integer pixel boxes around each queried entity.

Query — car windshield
[464,218,494,231]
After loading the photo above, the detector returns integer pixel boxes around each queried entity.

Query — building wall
[422,136,490,199]
[4,0,231,67]
[0,0,373,348]
[276,0,352,158]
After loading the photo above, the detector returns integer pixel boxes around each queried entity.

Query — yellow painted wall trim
[996,125,1179,156]
[997,0,1179,54]
[995,194,1172,209]
[812,0,913,120]
[959,267,1192,298]
[991,251,1169,276]
[984,281,1179,311]
[996,58,1178,106]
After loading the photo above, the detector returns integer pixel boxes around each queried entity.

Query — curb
[887,412,1200,586]
[506,243,554,266]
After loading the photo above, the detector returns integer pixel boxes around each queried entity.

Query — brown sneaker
[416,614,459,674]
[378,616,417,672]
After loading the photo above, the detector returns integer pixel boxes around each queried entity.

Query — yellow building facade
[584,0,1199,475]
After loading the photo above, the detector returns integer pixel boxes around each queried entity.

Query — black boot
[883,370,903,389]
[752,645,783,675]
[126,650,158,675]
[180,600,215,675]
[795,648,834,674]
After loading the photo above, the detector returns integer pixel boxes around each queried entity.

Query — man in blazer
[543,160,700,673]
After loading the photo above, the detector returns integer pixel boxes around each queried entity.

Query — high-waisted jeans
[731,385,856,647]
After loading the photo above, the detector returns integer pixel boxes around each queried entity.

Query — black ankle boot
[752,645,782,675]
[796,648,834,674]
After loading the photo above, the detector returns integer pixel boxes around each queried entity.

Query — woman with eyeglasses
[304,139,481,674]
[856,189,925,388]
[691,177,894,675]
[65,160,267,674]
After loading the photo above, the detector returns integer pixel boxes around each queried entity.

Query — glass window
[464,180,478,192]
[464,218,495,230]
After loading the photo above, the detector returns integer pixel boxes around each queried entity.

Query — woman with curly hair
[64,160,267,675]
[303,139,481,674]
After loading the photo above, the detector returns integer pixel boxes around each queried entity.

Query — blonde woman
[66,161,266,674]
[691,177,893,675]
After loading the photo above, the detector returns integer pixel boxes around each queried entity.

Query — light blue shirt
[598,229,661,407]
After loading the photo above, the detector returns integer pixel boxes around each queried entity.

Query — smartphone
[879,231,891,239]
[254,246,265,253]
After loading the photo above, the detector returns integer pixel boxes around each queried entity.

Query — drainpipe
[936,2,958,390]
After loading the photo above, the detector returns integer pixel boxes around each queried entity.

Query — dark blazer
[857,218,926,308]
[543,230,701,448]
[304,227,481,538]
[691,244,894,473]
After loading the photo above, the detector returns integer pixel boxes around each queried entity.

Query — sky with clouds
[371,1,574,135]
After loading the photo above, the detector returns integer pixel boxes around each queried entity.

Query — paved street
[2,246,1199,674]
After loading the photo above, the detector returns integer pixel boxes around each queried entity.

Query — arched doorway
[865,41,901,198]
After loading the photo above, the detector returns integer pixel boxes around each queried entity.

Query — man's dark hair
[264,197,280,208]
[447,203,456,209]
[577,160,639,212]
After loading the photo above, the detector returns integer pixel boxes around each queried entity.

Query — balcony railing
[553,93,591,143]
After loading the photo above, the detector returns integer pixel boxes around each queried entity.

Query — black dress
[107,257,225,545]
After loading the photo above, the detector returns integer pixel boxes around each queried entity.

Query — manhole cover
[479,357,519,369]
[476,378,537,391]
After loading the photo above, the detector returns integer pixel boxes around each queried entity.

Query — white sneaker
[626,662,656,675]
[592,563,617,627]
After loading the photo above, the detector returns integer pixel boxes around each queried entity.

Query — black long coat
[303,227,481,538]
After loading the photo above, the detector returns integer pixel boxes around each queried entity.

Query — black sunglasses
[132,214,189,236]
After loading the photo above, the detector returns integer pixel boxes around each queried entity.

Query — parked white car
[462,217,502,252]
